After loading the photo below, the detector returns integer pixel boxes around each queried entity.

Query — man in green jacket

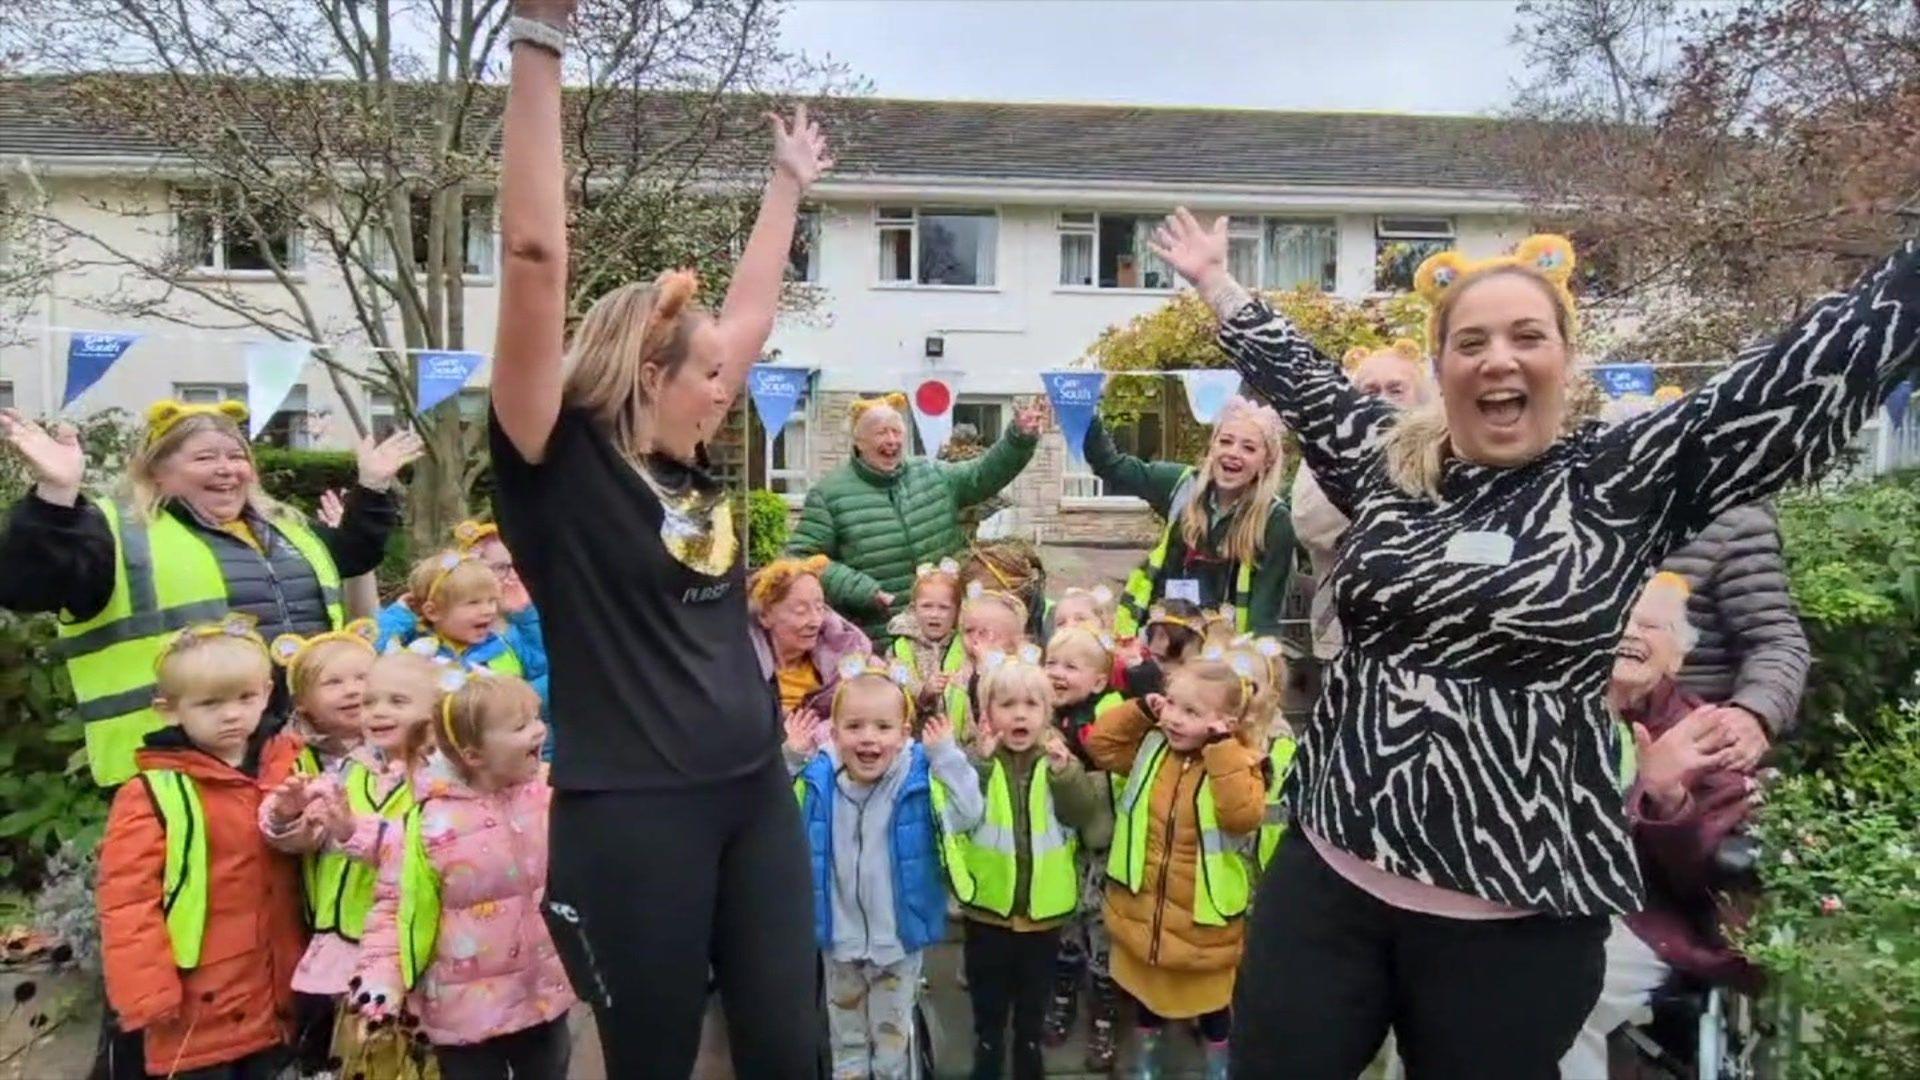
[788,395,1044,643]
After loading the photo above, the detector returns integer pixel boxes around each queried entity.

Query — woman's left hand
[1012,400,1050,437]
[768,103,833,192]
[356,430,425,492]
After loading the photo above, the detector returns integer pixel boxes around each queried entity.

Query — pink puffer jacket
[355,755,576,1046]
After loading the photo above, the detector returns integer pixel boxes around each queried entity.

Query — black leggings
[543,761,817,1078]
[1135,1002,1230,1042]
[1232,832,1607,1079]
[434,1016,571,1080]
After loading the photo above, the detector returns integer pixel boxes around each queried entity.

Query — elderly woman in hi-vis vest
[0,399,417,787]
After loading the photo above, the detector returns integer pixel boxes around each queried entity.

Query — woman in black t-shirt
[489,4,833,1075]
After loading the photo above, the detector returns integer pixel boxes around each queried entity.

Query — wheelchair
[1612,835,1769,1080]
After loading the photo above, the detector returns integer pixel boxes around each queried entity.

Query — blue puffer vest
[798,744,948,953]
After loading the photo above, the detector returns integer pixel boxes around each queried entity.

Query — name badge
[1163,578,1202,604]
[1443,530,1515,567]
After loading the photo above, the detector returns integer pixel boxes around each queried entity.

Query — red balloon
[914,380,953,416]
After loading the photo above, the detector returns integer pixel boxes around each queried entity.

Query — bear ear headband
[158,611,268,670]
[748,555,830,610]
[1412,234,1578,354]
[1341,338,1424,371]
[145,398,249,446]
[980,643,1044,675]
[916,558,961,580]
[1146,604,1204,636]
[964,581,1030,625]
[424,551,479,604]
[452,520,499,552]
[1215,395,1285,444]
[832,653,919,721]
[269,618,379,690]
[850,392,909,424]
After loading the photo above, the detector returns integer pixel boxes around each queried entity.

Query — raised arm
[713,106,833,385]
[489,1,574,463]
[939,402,1042,508]
[0,413,115,618]
[1150,209,1395,503]
[1595,239,1920,541]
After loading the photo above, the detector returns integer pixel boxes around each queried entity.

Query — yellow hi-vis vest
[139,768,210,969]
[1113,471,1253,639]
[964,757,1078,921]
[1256,736,1299,871]
[56,499,343,786]
[396,802,441,991]
[299,758,413,941]
[1107,731,1252,926]
[892,636,971,737]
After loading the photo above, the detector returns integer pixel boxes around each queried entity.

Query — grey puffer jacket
[1657,502,1811,734]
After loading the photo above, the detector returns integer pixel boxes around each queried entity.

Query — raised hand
[925,671,951,698]
[1012,400,1050,437]
[873,590,896,612]
[922,712,954,750]
[971,721,1000,761]
[263,774,313,829]
[355,430,425,492]
[1043,729,1076,773]
[0,411,85,505]
[1634,708,1740,815]
[1149,207,1230,289]
[767,103,834,191]
[783,706,824,757]
[316,488,346,529]
[500,568,533,614]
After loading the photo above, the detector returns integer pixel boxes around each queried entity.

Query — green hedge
[746,489,792,569]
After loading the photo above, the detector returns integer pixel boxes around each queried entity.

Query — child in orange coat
[98,616,310,1078]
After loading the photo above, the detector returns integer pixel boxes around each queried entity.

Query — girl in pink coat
[355,672,577,1078]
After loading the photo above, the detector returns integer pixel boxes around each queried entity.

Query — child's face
[832,681,910,783]
[1160,675,1233,752]
[160,675,271,765]
[987,682,1049,753]
[427,589,501,647]
[1052,596,1101,633]
[1145,626,1191,670]
[912,585,959,642]
[463,700,548,788]
[961,605,1022,663]
[363,662,438,756]
[1044,647,1108,708]
[300,649,372,743]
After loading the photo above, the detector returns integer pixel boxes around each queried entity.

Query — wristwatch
[506,15,567,56]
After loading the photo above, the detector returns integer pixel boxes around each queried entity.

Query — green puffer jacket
[788,426,1038,640]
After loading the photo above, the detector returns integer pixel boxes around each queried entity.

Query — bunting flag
[416,350,487,414]
[910,374,958,457]
[243,340,313,437]
[747,365,812,435]
[1179,369,1242,425]
[1595,363,1657,399]
[1041,370,1106,465]
[62,331,142,407]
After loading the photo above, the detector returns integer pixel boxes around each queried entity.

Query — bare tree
[1499,0,1920,364]
[1,0,857,548]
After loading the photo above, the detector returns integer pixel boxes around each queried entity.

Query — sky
[777,0,1530,116]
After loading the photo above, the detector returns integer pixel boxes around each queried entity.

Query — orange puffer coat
[99,728,308,1075]
[1087,700,1265,973]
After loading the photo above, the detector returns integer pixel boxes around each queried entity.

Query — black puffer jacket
[1657,502,1811,734]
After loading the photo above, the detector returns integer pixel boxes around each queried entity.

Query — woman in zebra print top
[1150,210,1920,1076]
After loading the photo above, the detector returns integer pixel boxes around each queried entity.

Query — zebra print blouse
[1214,241,1920,915]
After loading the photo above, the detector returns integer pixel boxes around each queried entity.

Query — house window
[876,206,997,287]
[176,189,304,273]
[787,209,820,283]
[372,193,496,278]
[748,388,814,498]
[176,382,311,447]
[907,397,1007,458]
[0,381,12,410]
[1056,212,1179,290]
[369,387,487,440]
[1263,219,1339,292]
[1375,216,1455,292]
[1063,405,1165,499]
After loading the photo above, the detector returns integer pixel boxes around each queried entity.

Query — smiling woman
[1147,208,1920,1075]
[748,555,873,714]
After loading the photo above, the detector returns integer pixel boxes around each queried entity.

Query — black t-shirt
[489,407,778,789]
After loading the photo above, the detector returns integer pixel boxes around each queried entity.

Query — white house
[1,87,1530,541]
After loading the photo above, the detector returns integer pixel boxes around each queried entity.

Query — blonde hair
[830,672,913,726]
[562,269,705,468]
[156,631,272,702]
[1180,412,1288,566]
[1382,266,1580,500]
[408,552,500,613]
[1045,626,1113,671]
[962,588,1029,632]
[749,555,829,614]
[1170,659,1256,730]
[128,411,282,523]
[435,674,541,772]
[367,651,448,767]
[1051,587,1113,626]
[979,657,1052,718]
[287,639,373,704]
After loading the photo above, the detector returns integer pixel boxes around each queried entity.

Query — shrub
[1742,697,1920,1077]
[746,489,791,569]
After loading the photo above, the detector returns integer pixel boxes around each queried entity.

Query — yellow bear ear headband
[1145,604,1206,637]
[1341,338,1424,371]
[424,551,481,604]
[831,654,919,722]
[849,392,909,424]
[156,612,268,672]
[980,642,1045,677]
[963,580,1030,626]
[145,398,249,446]
[269,618,379,692]
[1412,234,1579,355]
[452,520,499,552]
[749,554,830,610]
[436,665,499,753]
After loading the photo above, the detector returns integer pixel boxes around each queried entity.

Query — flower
[1820,895,1845,914]
[1779,849,1797,866]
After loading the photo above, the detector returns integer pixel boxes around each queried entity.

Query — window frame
[368,387,488,440]
[1054,210,1179,293]
[1060,402,1166,509]
[1059,211,1337,294]
[787,207,821,284]
[173,187,306,278]
[369,192,498,283]
[173,381,313,447]
[1373,215,1457,293]
[872,205,1000,290]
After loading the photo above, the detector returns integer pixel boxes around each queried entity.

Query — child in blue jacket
[785,657,985,1080]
